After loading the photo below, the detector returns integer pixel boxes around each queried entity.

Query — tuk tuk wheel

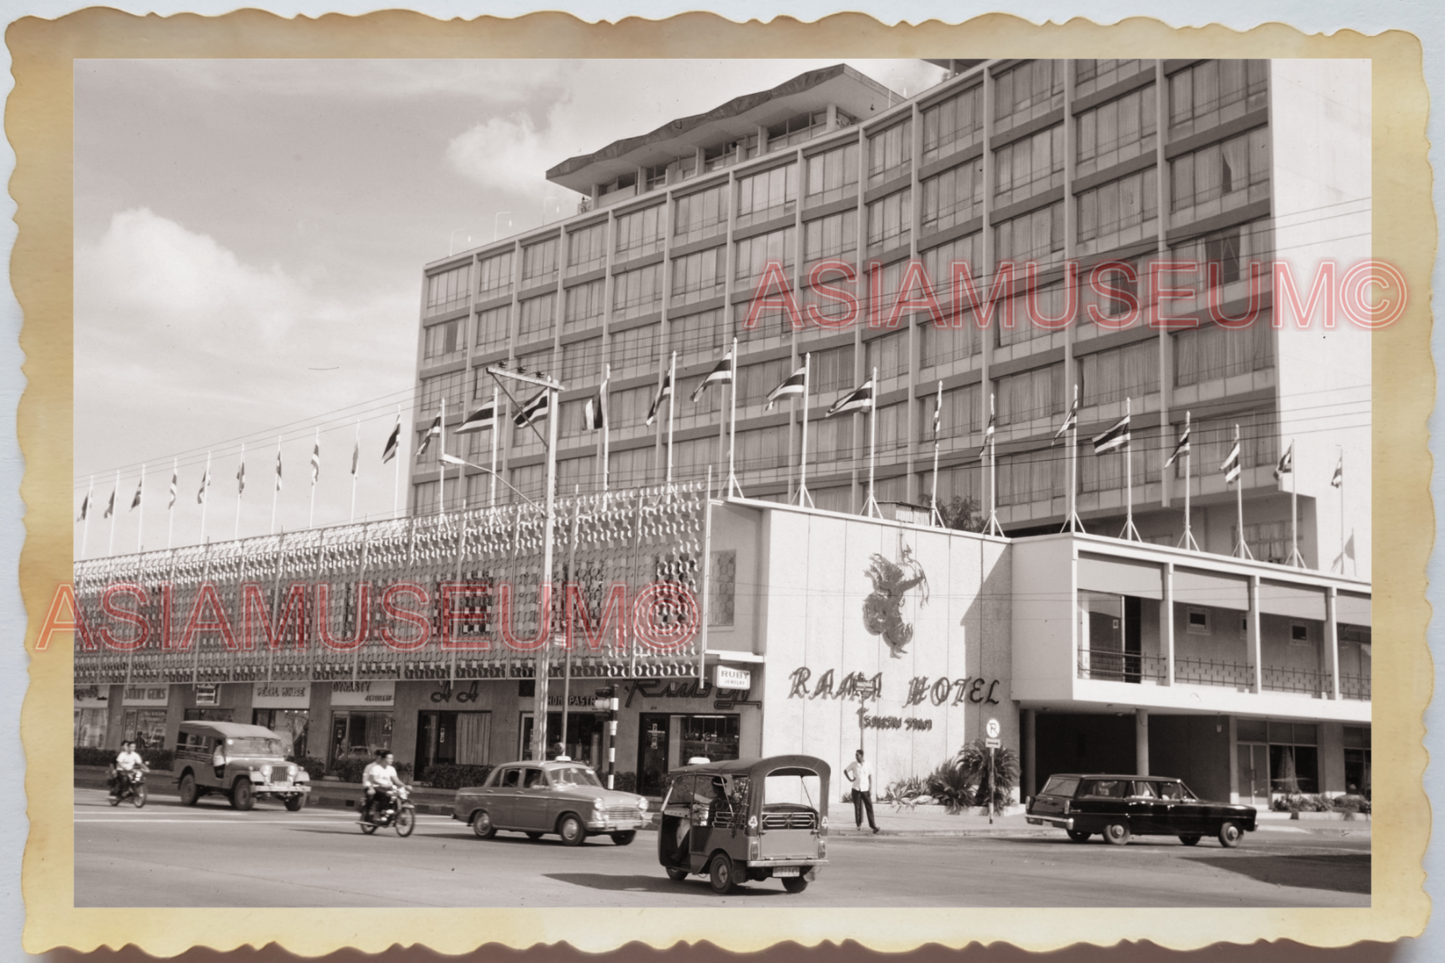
[611,831,636,846]
[665,868,688,882]
[708,854,736,894]
[782,876,809,894]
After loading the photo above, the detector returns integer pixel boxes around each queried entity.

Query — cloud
[445,113,560,197]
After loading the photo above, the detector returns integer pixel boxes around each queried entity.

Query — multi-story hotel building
[411,58,1371,577]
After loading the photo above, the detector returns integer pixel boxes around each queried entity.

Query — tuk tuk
[657,755,829,894]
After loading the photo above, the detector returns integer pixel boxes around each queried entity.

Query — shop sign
[623,678,758,711]
[74,684,109,708]
[253,682,311,710]
[195,683,219,706]
[330,680,395,707]
[714,665,751,690]
[122,684,170,707]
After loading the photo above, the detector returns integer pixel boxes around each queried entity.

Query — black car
[1026,774,1257,847]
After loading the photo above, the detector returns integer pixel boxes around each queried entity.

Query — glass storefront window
[74,708,107,748]
[122,709,168,753]
[679,714,740,765]
[329,710,393,767]
[520,712,606,768]
[184,708,234,723]
[253,709,310,760]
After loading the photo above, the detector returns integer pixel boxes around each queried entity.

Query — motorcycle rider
[110,740,147,798]
[361,750,400,822]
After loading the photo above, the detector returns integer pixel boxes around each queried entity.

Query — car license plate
[773,867,800,877]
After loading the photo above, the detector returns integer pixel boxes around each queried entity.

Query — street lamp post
[486,365,562,765]
[439,454,537,507]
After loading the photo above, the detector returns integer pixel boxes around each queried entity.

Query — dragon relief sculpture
[862,539,930,658]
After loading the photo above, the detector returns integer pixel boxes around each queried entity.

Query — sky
[73,58,948,555]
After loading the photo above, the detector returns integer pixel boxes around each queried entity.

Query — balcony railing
[1261,666,1334,697]
[1340,673,1371,701]
[1077,650,1167,684]
[1173,657,1253,690]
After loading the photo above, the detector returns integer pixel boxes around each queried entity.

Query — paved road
[74,789,1370,908]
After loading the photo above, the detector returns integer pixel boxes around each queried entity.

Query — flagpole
[490,389,499,508]
[1180,412,1200,551]
[135,464,145,553]
[1287,440,1304,567]
[350,421,359,525]
[272,437,282,535]
[666,351,677,489]
[108,469,119,556]
[930,380,942,527]
[308,429,318,529]
[1338,447,1345,574]
[235,445,244,540]
[438,397,447,516]
[200,454,211,545]
[82,475,93,558]
[600,366,610,497]
[797,353,813,508]
[727,337,741,498]
[1063,384,1083,533]
[863,365,880,517]
[1232,424,1252,559]
[168,459,177,549]
[1119,397,1141,542]
[983,394,1003,537]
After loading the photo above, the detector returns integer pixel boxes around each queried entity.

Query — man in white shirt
[844,748,879,834]
[361,750,400,821]
[110,741,146,796]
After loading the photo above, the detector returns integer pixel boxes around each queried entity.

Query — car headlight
[287,765,298,779]
[637,797,648,812]
[261,764,273,779]
[593,797,605,809]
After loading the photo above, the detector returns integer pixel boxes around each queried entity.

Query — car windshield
[1041,775,1080,796]
[550,766,602,788]
[225,737,283,755]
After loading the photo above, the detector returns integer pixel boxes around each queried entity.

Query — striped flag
[1273,441,1294,481]
[310,439,321,486]
[168,467,178,509]
[690,353,733,403]
[78,492,89,522]
[932,386,942,442]
[454,402,497,435]
[382,417,401,463]
[1221,431,1242,484]
[1091,413,1130,455]
[826,380,874,417]
[104,489,116,519]
[275,449,283,492]
[513,389,550,428]
[1331,455,1343,488]
[415,413,442,459]
[645,373,673,427]
[1053,394,1079,440]
[583,386,608,432]
[196,466,210,505]
[236,457,245,496]
[765,365,806,410]
[130,475,143,510]
[977,395,996,458]
[1164,419,1191,468]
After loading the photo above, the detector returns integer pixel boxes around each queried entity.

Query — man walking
[844,748,879,834]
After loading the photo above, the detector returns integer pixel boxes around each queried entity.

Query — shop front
[251,681,313,760]
[120,682,173,753]
[74,684,111,748]
[327,680,396,769]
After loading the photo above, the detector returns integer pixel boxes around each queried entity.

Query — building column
[1247,574,1263,693]
[1135,708,1149,776]
[1163,562,1175,685]
[1325,586,1341,700]
[1021,709,1037,799]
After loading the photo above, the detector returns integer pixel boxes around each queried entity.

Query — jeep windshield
[224,737,284,756]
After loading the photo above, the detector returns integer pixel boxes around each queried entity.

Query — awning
[1172,568,1249,612]
[1078,555,1163,600]
[1258,580,1327,621]
[1336,592,1371,628]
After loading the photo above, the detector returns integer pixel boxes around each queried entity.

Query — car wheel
[471,811,496,839]
[1103,820,1131,845]
[665,868,689,882]
[230,779,255,812]
[708,853,736,894]
[525,831,544,840]
[1065,830,1091,843]
[178,773,199,806]
[782,876,809,894]
[133,784,147,808]
[1218,821,1242,848]
[558,814,586,847]
[395,809,415,838]
[284,794,305,812]
[1179,834,1203,846]
[611,831,637,846]
[360,821,377,835]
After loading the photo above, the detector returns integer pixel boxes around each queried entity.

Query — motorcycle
[108,767,147,808]
[358,784,415,837]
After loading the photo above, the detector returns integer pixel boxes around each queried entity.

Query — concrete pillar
[1325,587,1341,700]
[1247,575,1262,693]
[1162,562,1175,685]
[1022,709,1037,799]
[1135,708,1149,776]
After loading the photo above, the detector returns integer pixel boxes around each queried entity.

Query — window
[425,264,471,317]
[252,708,309,759]
[615,205,665,260]
[807,412,854,463]
[998,282,1068,348]
[1173,318,1274,386]
[1235,520,1289,564]
[1076,85,1158,178]
[1165,219,1273,313]
[872,404,907,462]
[423,318,466,363]
[475,304,511,352]
[521,238,559,287]
[734,299,793,347]
[734,227,796,287]
[516,293,556,344]
[419,370,467,417]
[918,383,981,444]
[867,120,912,187]
[559,337,603,388]
[997,448,1064,506]
[1080,425,1159,493]
[671,247,726,307]
[994,60,1063,127]
[1343,726,1371,796]
[929,463,982,508]
[996,364,1065,425]
[608,385,656,430]
[1290,622,1309,644]
[993,125,1064,207]
[1077,167,1158,254]
[1074,59,1150,98]
[921,234,984,312]
[556,455,597,493]
[609,324,659,379]
[669,308,725,362]
[921,159,984,234]
[328,710,393,768]
[1079,340,1160,407]
[993,202,1064,267]
[563,279,605,333]
[738,357,795,407]
[1168,60,1269,136]
[672,437,721,482]
[608,447,652,488]
[1079,256,1148,325]
[803,209,859,269]
[810,344,856,395]
[805,142,861,207]
[1186,607,1210,634]
[736,425,789,470]
[864,329,909,381]
[674,185,729,244]
[1265,720,1318,794]
[612,264,663,321]
[74,707,107,748]
[567,222,608,274]
[1183,411,1276,481]
[477,251,514,299]
[736,164,798,228]
[514,348,553,381]
[1171,127,1271,212]
[508,464,546,502]
[866,188,912,257]
[922,85,984,163]
[919,319,980,369]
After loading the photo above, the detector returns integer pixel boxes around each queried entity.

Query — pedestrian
[844,748,879,834]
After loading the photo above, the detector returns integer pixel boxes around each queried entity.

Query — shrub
[612,771,638,794]
[926,762,973,814]
[951,739,1019,816]
[141,749,174,773]
[422,764,494,791]
[75,747,115,768]
[288,756,328,779]
[883,775,930,802]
